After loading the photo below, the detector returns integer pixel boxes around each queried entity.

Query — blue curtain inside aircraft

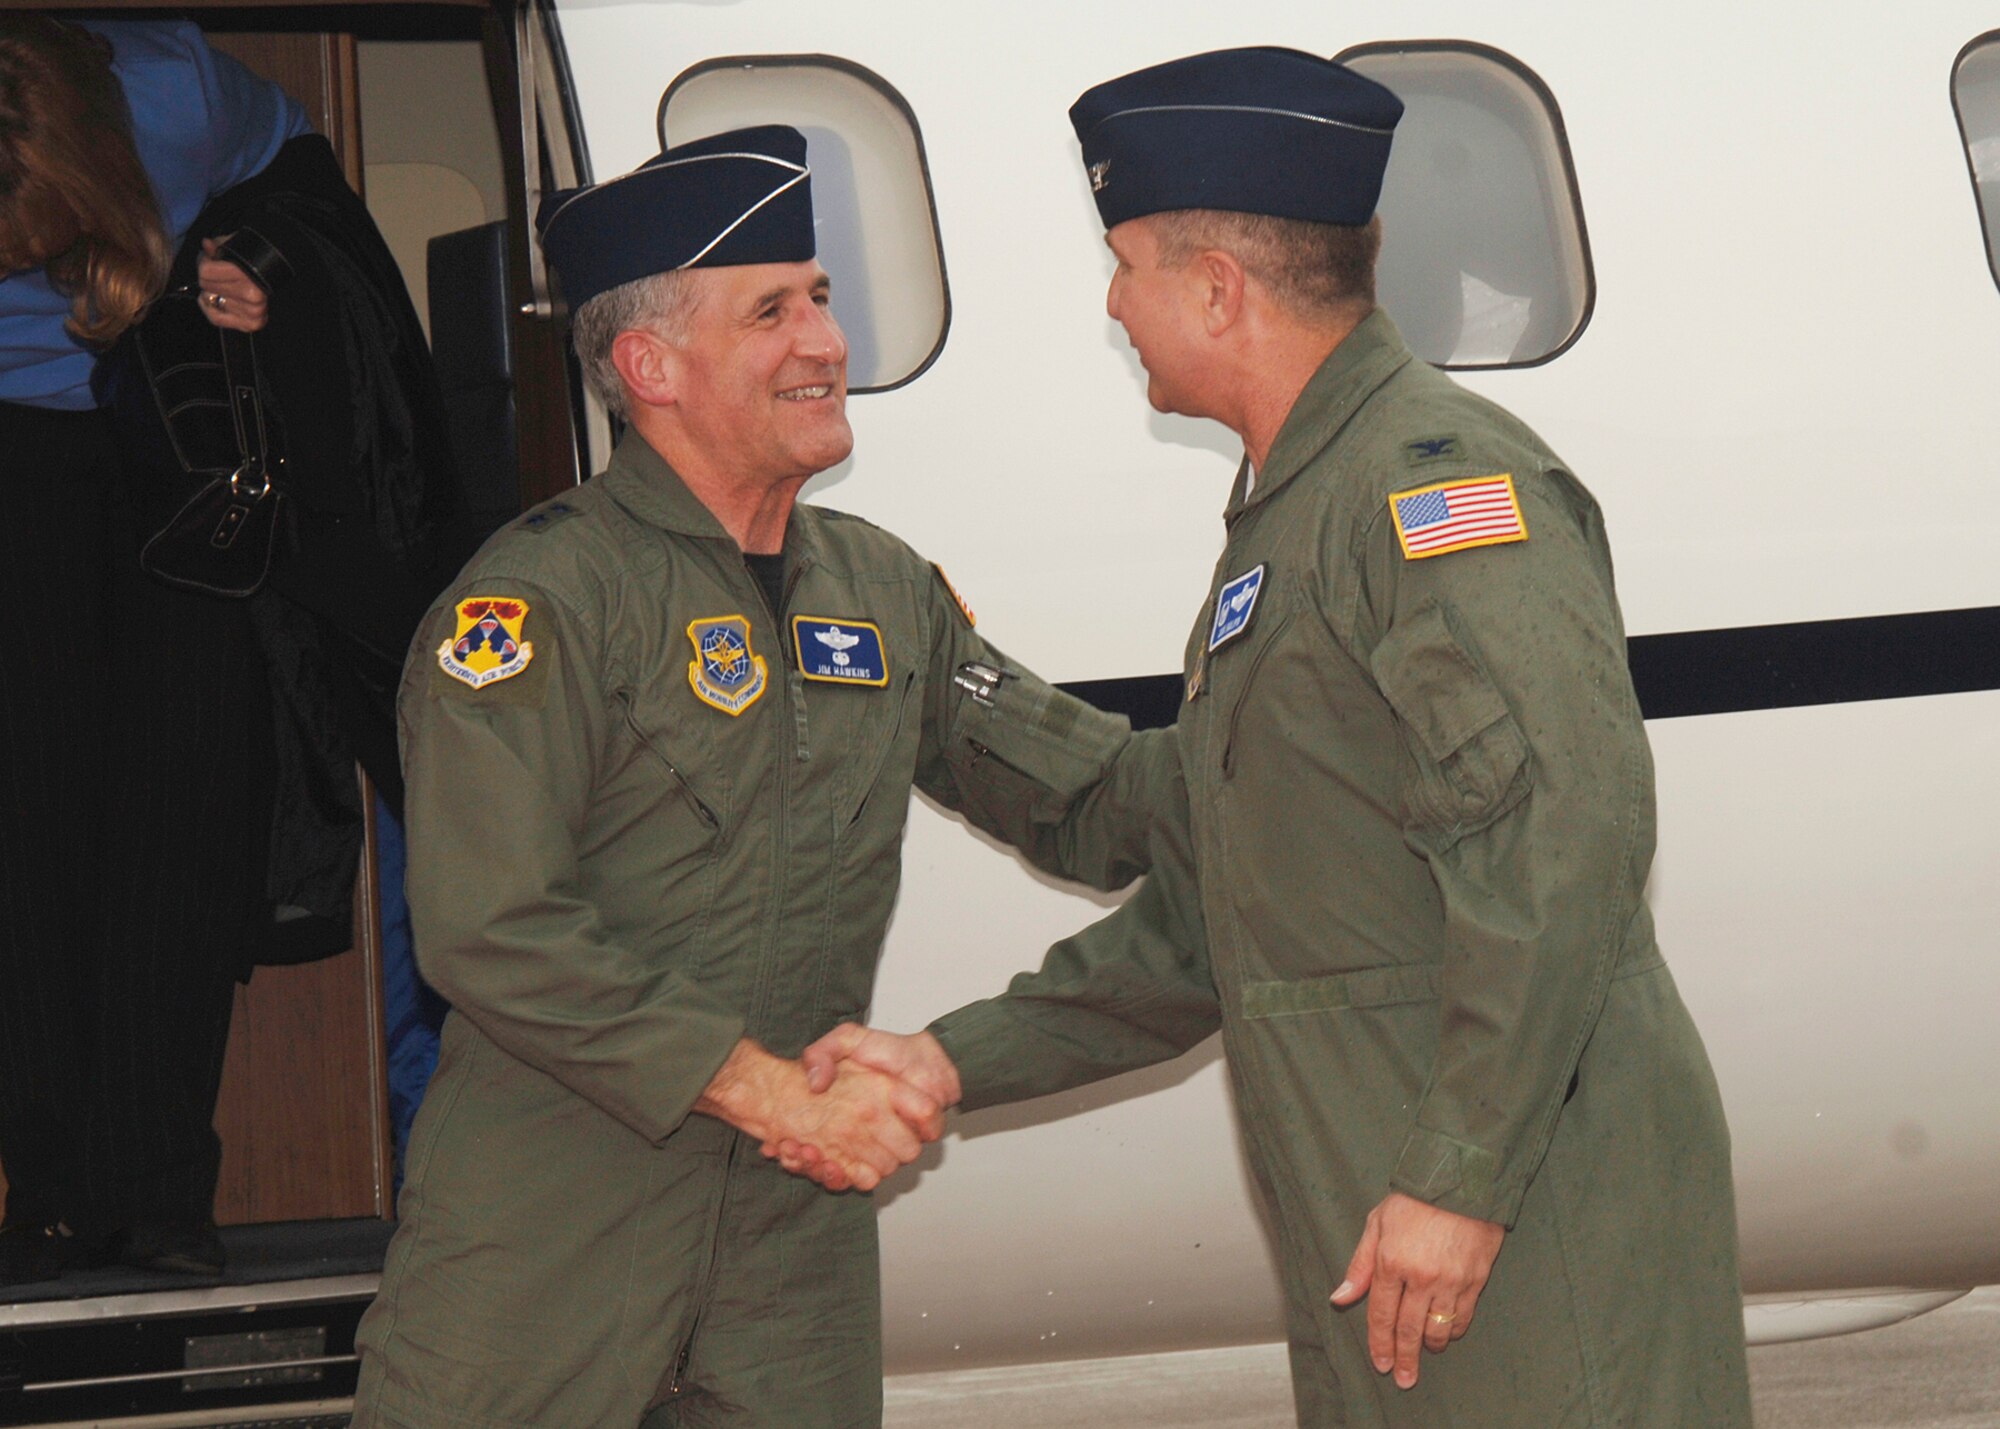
[376,794,448,1189]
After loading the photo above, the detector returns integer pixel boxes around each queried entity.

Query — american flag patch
[1389,474,1528,560]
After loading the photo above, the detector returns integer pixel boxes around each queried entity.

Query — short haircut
[1150,210,1381,325]
[568,267,703,419]
[0,15,169,344]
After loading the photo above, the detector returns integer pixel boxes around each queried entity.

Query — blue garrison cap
[535,125,815,309]
[1070,47,1403,230]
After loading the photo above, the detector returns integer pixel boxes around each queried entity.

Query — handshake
[696,1027,961,1193]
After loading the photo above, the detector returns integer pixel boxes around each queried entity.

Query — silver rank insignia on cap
[1090,160,1112,192]
[686,614,768,715]
[792,616,888,686]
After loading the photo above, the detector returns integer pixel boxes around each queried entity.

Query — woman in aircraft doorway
[0,14,305,1283]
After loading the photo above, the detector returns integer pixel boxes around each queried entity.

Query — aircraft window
[1338,42,1593,368]
[1953,34,2000,293]
[660,58,949,393]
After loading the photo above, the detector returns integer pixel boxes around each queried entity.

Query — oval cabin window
[1339,42,1593,369]
[660,57,950,393]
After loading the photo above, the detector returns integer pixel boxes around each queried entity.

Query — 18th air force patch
[687,615,769,715]
[439,597,535,689]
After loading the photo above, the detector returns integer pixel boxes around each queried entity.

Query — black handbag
[123,284,286,598]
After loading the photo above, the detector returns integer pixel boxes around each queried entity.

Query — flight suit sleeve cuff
[1388,1124,1524,1227]
[925,1003,1018,1114]
[623,1001,748,1146]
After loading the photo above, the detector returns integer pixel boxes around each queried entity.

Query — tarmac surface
[882,1286,2000,1428]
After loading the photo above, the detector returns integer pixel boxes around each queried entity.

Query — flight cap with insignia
[535,124,816,309]
[1070,47,1404,230]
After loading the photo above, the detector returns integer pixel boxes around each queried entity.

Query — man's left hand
[1330,1191,1505,1390]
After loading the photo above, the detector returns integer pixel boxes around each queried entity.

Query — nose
[1105,270,1121,322]
[796,301,848,367]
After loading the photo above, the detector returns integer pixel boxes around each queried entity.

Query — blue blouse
[0,20,309,410]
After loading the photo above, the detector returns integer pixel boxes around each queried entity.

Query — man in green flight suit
[793,49,1754,1427]
[351,125,1157,1429]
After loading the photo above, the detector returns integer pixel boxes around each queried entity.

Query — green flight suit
[933,312,1753,1427]
[352,433,1152,1429]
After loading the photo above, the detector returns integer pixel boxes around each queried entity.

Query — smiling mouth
[778,384,835,401]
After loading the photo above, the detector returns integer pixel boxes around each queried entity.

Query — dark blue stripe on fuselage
[1058,605,2000,731]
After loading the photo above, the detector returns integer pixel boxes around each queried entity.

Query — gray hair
[1149,210,1381,325]
[569,268,705,418]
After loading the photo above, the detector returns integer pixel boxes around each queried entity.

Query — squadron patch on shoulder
[438,597,535,689]
[792,616,889,686]
[686,615,768,716]
[1207,564,1267,653]
[931,563,976,628]
[1389,474,1527,560]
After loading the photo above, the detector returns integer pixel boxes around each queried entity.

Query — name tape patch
[792,616,889,686]
[1389,474,1527,560]
[439,597,534,689]
[1207,564,1267,653]
[686,615,768,715]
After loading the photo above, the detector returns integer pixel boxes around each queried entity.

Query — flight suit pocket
[615,689,727,840]
[1240,963,1440,1019]
[841,665,918,828]
[944,663,1125,823]
[1370,597,1532,846]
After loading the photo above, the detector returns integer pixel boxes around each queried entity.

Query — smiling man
[351,126,1156,1429]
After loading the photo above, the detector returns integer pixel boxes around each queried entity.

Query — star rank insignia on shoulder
[438,597,535,689]
[686,615,768,716]
[1388,474,1528,560]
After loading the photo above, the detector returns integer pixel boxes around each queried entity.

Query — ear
[1195,248,1248,337]
[611,327,680,410]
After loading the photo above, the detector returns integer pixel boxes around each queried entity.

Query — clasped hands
[751,1025,961,1192]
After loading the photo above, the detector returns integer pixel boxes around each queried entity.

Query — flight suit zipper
[616,694,720,830]
[665,1141,740,1399]
[850,667,916,826]
[1220,608,1292,776]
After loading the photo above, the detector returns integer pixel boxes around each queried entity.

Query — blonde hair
[0,16,169,345]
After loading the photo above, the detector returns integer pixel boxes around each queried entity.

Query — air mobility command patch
[1389,474,1528,560]
[1207,564,1267,653]
[686,615,768,716]
[438,597,535,689]
[931,563,976,628]
[792,616,888,686]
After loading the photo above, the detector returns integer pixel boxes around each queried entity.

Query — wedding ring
[203,291,226,309]
[1428,1310,1455,1326]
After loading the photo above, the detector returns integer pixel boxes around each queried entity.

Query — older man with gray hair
[353,124,1154,1429]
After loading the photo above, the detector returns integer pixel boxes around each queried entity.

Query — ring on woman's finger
[1427,1310,1455,1326]
[202,290,226,309]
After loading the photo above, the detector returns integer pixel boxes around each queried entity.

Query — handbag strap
[218,324,273,499]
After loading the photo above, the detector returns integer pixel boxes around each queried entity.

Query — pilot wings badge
[438,597,534,689]
[686,615,769,715]
[792,615,888,686]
